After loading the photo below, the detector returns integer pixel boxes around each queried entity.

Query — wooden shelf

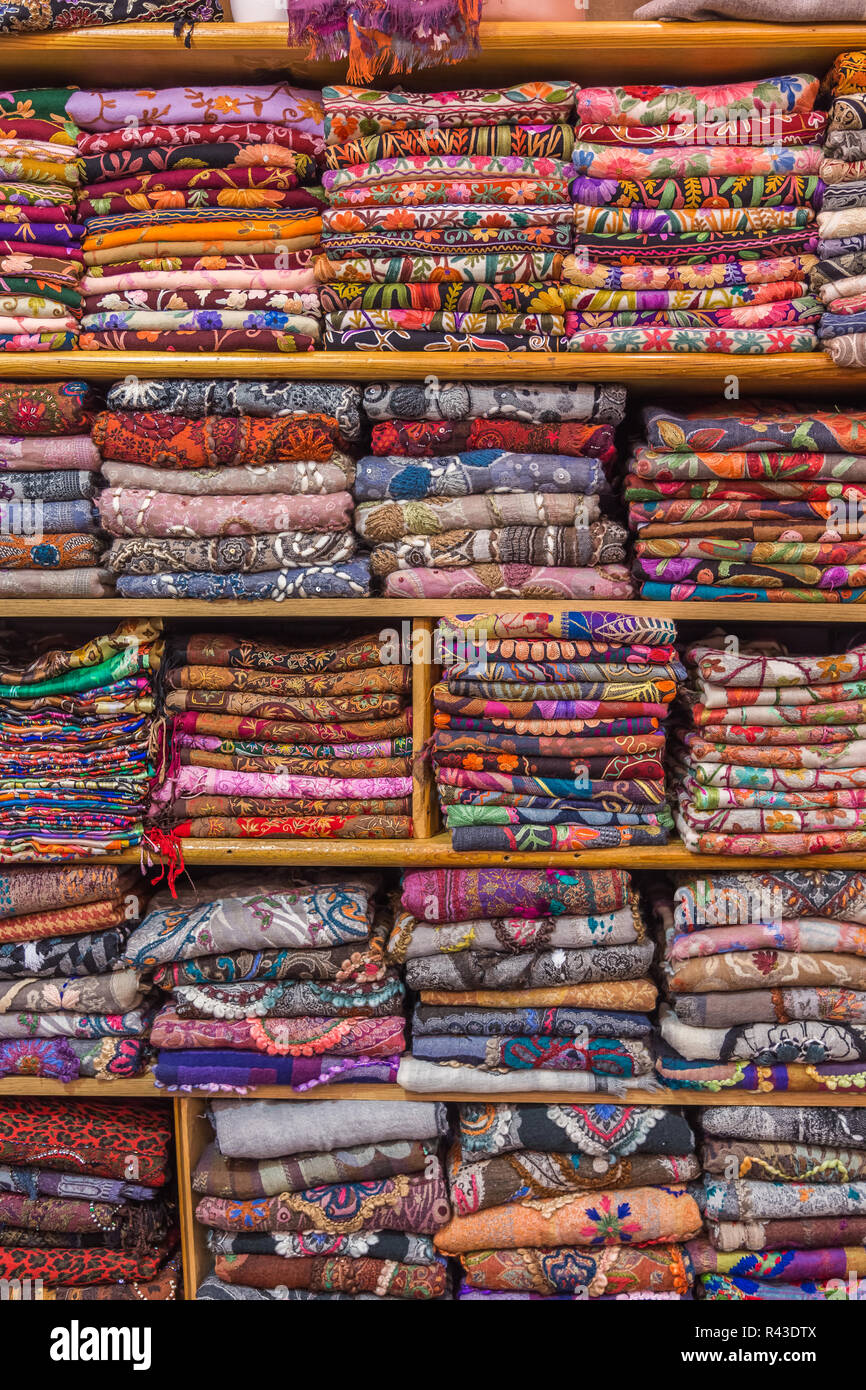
[9,598,866,623]
[61,835,866,869]
[0,1077,861,1106]
[175,1088,866,1106]
[0,1076,162,1097]
[2,20,866,85]
[0,350,861,392]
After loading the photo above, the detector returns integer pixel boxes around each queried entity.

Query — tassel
[141,827,185,897]
[172,15,196,45]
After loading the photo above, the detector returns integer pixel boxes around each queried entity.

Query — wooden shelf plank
[1,20,865,84]
[0,1076,162,1096]
[8,598,866,623]
[49,835,866,869]
[0,1077,861,1105]
[0,351,861,392]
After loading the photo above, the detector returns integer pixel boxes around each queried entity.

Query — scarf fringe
[287,1,481,80]
[140,827,184,897]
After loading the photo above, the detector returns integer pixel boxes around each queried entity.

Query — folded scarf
[81,329,317,353]
[98,490,352,538]
[707,1217,866,1253]
[197,1168,448,1236]
[657,1055,866,1091]
[573,145,822,180]
[369,418,610,459]
[125,878,376,967]
[457,1242,693,1295]
[68,85,323,135]
[324,328,569,352]
[0,1098,172,1185]
[325,126,575,168]
[573,173,821,211]
[705,1178,866,1221]
[0,1246,171,1286]
[436,1184,701,1254]
[413,1034,654,1077]
[576,75,819,127]
[154,1050,400,1091]
[355,452,604,501]
[192,1136,434,1198]
[106,534,356,575]
[662,1009,866,1064]
[448,1146,697,1212]
[356,494,598,541]
[385,565,632,599]
[151,1010,405,1057]
[322,82,575,142]
[404,942,655,992]
[371,523,626,576]
[212,1251,446,1298]
[569,327,817,353]
[172,972,403,1020]
[116,565,372,600]
[568,253,816,291]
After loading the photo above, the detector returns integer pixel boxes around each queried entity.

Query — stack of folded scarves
[195,1099,451,1300]
[67,83,325,353]
[126,870,407,1092]
[672,633,866,855]
[356,378,631,599]
[437,1103,702,1301]
[654,870,866,1094]
[0,619,162,860]
[92,376,368,600]
[0,1097,178,1300]
[0,88,83,351]
[394,866,659,1095]
[151,629,412,842]
[626,400,866,602]
[0,863,155,1083]
[431,610,680,852]
[690,1105,866,1300]
[567,74,825,355]
[0,378,111,599]
[814,51,866,368]
[317,81,575,353]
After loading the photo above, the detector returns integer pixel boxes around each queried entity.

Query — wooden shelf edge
[9,19,866,46]
[0,1076,161,1096]
[3,21,866,86]
[9,598,866,622]
[34,837,866,870]
[0,351,860,389]
[0,1078,862,1106]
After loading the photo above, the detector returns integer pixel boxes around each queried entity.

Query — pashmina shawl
[435,1185,702,1254]
[192,1138,435,1199]
[0,1099,172,1185]
[124,877,376,968]
[322,83,575,143]
[196,1168,450,1235]
[212,1252,446,1299]
[209,1099,446,1159]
